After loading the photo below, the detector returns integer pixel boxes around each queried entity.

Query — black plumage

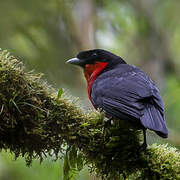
[91,63,168,138]
[66,49,168,147]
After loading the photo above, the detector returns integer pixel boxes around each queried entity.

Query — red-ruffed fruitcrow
[66,49,168,150]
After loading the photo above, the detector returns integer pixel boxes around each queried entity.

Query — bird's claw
[137,142,147,154]
[104,117,113,128]
[104,119,111,128]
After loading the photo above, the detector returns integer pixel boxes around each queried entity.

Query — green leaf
[69,145,77,169]
[63,147,79,180]
[80,122,89,127]
[57,88,63,98]
[63,152,71,180]
[77,153,83,171]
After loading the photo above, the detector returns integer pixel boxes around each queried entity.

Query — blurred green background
[0,0,180,179]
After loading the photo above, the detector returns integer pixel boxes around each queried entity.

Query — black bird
[67,49,168,150]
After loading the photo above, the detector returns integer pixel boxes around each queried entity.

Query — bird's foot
[104,117,113,128]
[137,142,147,154]
[128,142,147,159]
[136,128,147,154]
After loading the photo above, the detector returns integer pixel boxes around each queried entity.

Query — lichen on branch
[0,50,179,179]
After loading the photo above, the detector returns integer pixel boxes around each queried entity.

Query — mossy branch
[0,50,179,179]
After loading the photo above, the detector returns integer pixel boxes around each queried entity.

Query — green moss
[0,50,179,179]
[144,144,180,179]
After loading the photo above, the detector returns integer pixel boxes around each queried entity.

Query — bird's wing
[91,67,150,118]
[91,64,168,137]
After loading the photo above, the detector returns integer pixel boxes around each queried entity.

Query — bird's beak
[66,58,84,66]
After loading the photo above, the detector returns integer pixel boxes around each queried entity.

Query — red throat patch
[83,62,108,101]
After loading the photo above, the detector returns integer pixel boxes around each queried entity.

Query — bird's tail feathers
[140,103,168,138]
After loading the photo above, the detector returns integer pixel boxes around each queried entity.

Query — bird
[66,49,168,151]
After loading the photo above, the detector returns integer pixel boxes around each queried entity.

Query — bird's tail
[140,103,168,138]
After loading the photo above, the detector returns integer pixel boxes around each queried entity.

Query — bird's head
[66,49,126,82]
[66,49,126,67]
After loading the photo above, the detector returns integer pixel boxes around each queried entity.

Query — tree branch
[0,50,179,179]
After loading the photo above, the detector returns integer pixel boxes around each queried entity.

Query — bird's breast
[83,62,108,101]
